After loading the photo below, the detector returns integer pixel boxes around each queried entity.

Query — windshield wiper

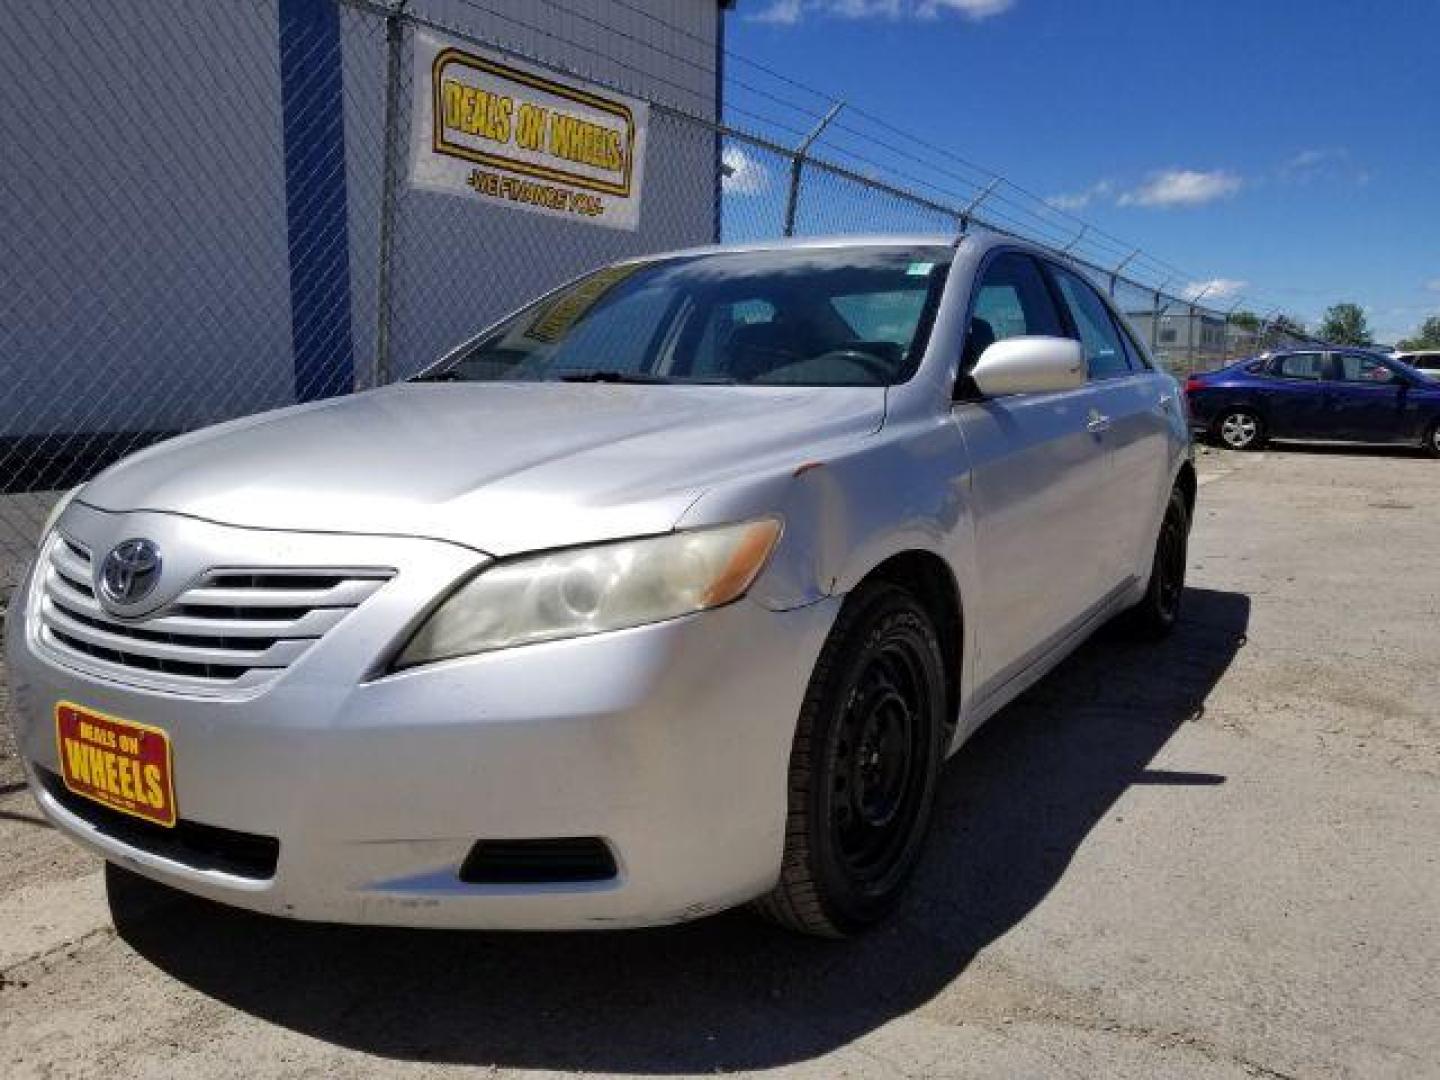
[556,369,674,384]
[410,369,462,383]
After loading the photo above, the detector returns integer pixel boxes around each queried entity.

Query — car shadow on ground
[110,586,1250,1073]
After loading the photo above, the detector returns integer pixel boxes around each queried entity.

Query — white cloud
[917,0,1016,18]
[1045,180,1113,212]
[1182,278,1248,303]
[750,0,804,23]
[749,0,1013,23]
[831,0,903,15]
[1426,279,1440,294]
[721,146,770,196]
[1280,147,1370,187]
[1118,169,1243,208]
[1284,148,1337,173]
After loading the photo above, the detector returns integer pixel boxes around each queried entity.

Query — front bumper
[6,510,840,929]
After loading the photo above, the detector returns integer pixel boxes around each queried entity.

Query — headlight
[395,518,782,668]
[41,486,81,540]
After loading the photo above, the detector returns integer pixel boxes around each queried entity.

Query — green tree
[1397,316,1440,351]
[1267,313,1308,342]
[1319,302,1373,346]
[1229,310,1261,332]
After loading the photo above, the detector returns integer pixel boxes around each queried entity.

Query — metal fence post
[782,102,842,238]
[1151,288,1163,356]
[372,0,408,387]
[1109,249,1139,298]
[957,178,999,235]
[1061,224,1087,255]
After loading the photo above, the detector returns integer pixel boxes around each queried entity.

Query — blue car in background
[1185,349,1440,456]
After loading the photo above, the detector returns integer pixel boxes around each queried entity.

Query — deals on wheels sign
[411,31,649,231]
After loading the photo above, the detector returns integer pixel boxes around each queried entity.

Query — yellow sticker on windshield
[523,263,644,343]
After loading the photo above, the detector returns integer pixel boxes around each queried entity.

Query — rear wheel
[753,580,945,938]
[1425,421,1440,459]
[1124,485,1190,639]
[1214,408,1264,451]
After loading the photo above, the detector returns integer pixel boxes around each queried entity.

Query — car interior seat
[722,320,807,382]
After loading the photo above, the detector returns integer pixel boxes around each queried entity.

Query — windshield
[420,245,951,387]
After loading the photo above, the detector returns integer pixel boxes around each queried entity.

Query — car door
[1327,352,1410,443]
[1261,352,1331,437]
[950,251,1114,699]
[1046,264,1172,590]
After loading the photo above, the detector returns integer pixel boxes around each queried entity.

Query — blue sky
[727,0,1440,343]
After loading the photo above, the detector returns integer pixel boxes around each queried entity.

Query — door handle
[1086,412,1112,434]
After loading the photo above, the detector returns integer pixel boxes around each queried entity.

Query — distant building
[1126,308,1251,373]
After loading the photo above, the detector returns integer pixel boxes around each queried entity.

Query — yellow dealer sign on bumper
[411,31,649,231]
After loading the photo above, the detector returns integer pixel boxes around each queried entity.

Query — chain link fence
[1,0,1326,597]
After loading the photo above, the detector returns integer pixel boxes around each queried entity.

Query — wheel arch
[1211,397,1269,433]
[854,550,964,739]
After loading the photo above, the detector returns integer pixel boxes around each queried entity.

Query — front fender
[676,417,978,615]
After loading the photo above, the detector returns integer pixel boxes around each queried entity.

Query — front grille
[37,535,391,692]
[37,768,280,880]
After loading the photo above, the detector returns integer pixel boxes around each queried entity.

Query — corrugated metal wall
[0,0,723,436]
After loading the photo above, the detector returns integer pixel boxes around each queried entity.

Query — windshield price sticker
[411,32,649,231]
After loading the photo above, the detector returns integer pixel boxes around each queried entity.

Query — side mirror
[970,336,1085,397]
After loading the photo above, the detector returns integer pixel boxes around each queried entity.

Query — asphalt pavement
[2,445,1437,1079]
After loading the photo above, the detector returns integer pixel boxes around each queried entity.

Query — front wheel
[1124,485,1190,639]
[753,581,946,938]
[1425,421,1440,459]
[1214,408,1265,451]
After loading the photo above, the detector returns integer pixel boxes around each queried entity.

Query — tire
[1213,408,1265,451]
[1124,485,1190,639]
[1425,421,1440,459]
[753,580,946,938]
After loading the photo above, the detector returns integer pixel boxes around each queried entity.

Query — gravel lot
[2,447,1437,1079]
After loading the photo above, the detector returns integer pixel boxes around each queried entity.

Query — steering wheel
[808,347,896,382]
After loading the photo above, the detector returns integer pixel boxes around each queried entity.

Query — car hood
[79,382,886,555]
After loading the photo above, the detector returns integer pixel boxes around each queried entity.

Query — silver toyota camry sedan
[7,234,1194,937]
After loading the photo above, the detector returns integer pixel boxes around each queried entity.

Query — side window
[964,253,1063,370]
[1048,266,1134,380]
[1111,313,1152,371]
[1337,353,1397,384]
[1272,352,1327,380]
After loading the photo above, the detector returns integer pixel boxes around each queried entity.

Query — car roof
[608,229,1054,266]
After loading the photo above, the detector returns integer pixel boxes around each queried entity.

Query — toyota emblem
[98,538,163,609]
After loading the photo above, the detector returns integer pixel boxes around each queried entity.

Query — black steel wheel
[754,580,946,938]
[1124,484,1190,639]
